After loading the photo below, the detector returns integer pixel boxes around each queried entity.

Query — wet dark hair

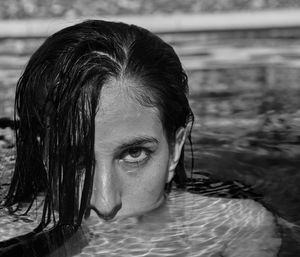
[1,19,194,255]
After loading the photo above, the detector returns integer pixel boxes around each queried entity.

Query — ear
[167,127,187,183]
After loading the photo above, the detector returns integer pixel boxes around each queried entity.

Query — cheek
[148,162,169,190]
[132,153,170,197]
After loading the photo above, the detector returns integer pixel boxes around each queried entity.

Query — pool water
[0,134,287,255]
[0,195,44,241]
[0,180,281,257]
[0,80,300,255]
[0,145,288,257]
[72,190,281,257]
[0,81,300,255]
[1,31,300,256]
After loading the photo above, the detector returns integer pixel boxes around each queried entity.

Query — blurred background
[0,0,300,144]
[0,1,300,256]
[1,0,300,18]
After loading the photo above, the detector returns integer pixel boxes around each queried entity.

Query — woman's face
[89,79,185,221]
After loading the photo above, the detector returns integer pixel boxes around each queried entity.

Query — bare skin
[89,78,186,221]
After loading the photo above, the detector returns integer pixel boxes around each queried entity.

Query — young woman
[0,20,281,257]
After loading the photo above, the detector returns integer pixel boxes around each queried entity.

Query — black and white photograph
[0,1,299,256]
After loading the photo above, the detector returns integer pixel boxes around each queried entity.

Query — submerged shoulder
[171,191,276,227]
[167,191,281,256]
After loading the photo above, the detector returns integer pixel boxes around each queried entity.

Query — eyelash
[119,147,153,166]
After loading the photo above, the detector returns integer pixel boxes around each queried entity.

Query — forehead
[95,79,163,143]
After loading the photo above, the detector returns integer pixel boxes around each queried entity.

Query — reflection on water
[0,189,281,257]
[0,147,283,256]
[72,191,280,257]
[0,81,299,255]
[0,196,44,241]
[1,30,300,256]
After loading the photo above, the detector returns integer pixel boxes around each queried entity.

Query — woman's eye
[121,148,151,164]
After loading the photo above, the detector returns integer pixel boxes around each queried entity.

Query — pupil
[128,148,141,158]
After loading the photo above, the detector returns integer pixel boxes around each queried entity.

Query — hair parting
[0,19,195,256]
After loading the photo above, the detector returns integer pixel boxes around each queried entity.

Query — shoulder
[171,191,277,228]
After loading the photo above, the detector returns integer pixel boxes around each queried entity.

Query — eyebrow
[115,136,159,152]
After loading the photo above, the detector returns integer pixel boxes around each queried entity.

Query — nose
[89,203,122,221]
[90,157,122,220]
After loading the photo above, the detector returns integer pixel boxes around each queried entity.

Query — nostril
[88,203,122,221]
